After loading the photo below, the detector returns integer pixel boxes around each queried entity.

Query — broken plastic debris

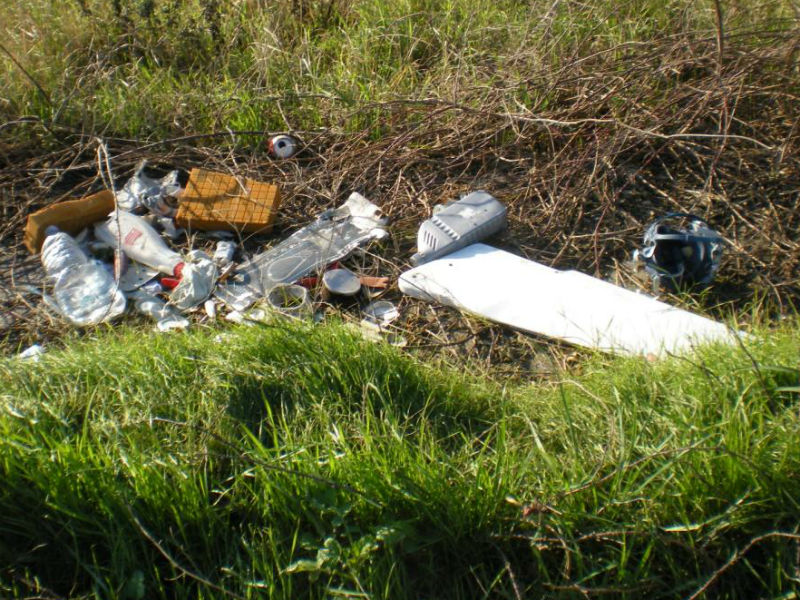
[170,250,217,311]
[17,344,46,361]
[412,191,507,265]
[362,300,399,326]
[175,169,281,233]
[399,243,738,357]
[357,320,407,347]
[204,299,217,320]
[25,189,115,254]
[266,284,312,319]
[322,268,361,296]
[118,259,159,292]
[268,135,298,159]
[115,161,181,216]
[133,292,189,331]
[41,229,126,326]
[213,240,236,267]
[634,213,724,290]
[215,192,387,310]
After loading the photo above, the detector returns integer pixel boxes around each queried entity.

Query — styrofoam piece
[398,244,737,357]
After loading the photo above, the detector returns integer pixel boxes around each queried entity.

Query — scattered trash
[41,228,126,326]
[266,283,312,319]
[170,250,217,311]
[133,292,190,332]
[399,243,737,357]
[362,300,399,326]
[357,320,407,347]
[359,275,390,289]
[323,268,361,296]
[117,259,159,292]
[175,169,281,233]
[411,190,506,265]
[633,213,724,290]
[25,190,115,253]
[115,161,182,215]
[215,192,387,310]
[268,135,298,159]
[204,299,217,320]
[17,344,46,361]
[213,240,236,267]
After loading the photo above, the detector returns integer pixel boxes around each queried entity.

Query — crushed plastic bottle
[40,228,127,326]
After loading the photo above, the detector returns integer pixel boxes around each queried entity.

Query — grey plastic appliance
[411,191,506,265]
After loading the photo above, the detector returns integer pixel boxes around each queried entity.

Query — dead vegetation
[1,28,799,371]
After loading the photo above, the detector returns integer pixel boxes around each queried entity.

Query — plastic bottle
[95,211,184,276]
[40,228,127,326]
[41,228,88,282]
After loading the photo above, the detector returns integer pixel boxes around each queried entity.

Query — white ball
[269,135,297,159]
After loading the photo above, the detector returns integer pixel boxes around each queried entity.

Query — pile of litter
[17,156,738,361]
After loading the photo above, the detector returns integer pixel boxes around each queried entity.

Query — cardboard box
[24,189,115,253]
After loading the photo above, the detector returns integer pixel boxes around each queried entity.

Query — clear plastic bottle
[41,228,88,283]
[41,228,127,326]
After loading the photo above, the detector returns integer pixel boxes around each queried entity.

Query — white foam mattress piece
[399,243,737,357]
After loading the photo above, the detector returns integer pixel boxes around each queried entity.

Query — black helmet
[635,213,724,290]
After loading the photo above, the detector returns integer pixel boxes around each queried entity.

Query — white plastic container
[411,191,507,265]
[95,211,183,276]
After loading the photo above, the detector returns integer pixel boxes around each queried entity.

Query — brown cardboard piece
[24,190,115,254]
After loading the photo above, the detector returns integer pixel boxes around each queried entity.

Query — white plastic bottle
[40,228,127,326]
[95,211,184,276]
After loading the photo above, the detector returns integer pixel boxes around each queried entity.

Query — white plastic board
[399,244,737,357]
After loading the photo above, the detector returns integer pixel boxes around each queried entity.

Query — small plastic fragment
[133,292,189,331]
[204,299,217,320]
[213,240,236,267]
[362,300,399,326]
[17,344,46,361]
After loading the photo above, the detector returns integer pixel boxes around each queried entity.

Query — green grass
[2,0,797,140]
[1,320,799,598]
